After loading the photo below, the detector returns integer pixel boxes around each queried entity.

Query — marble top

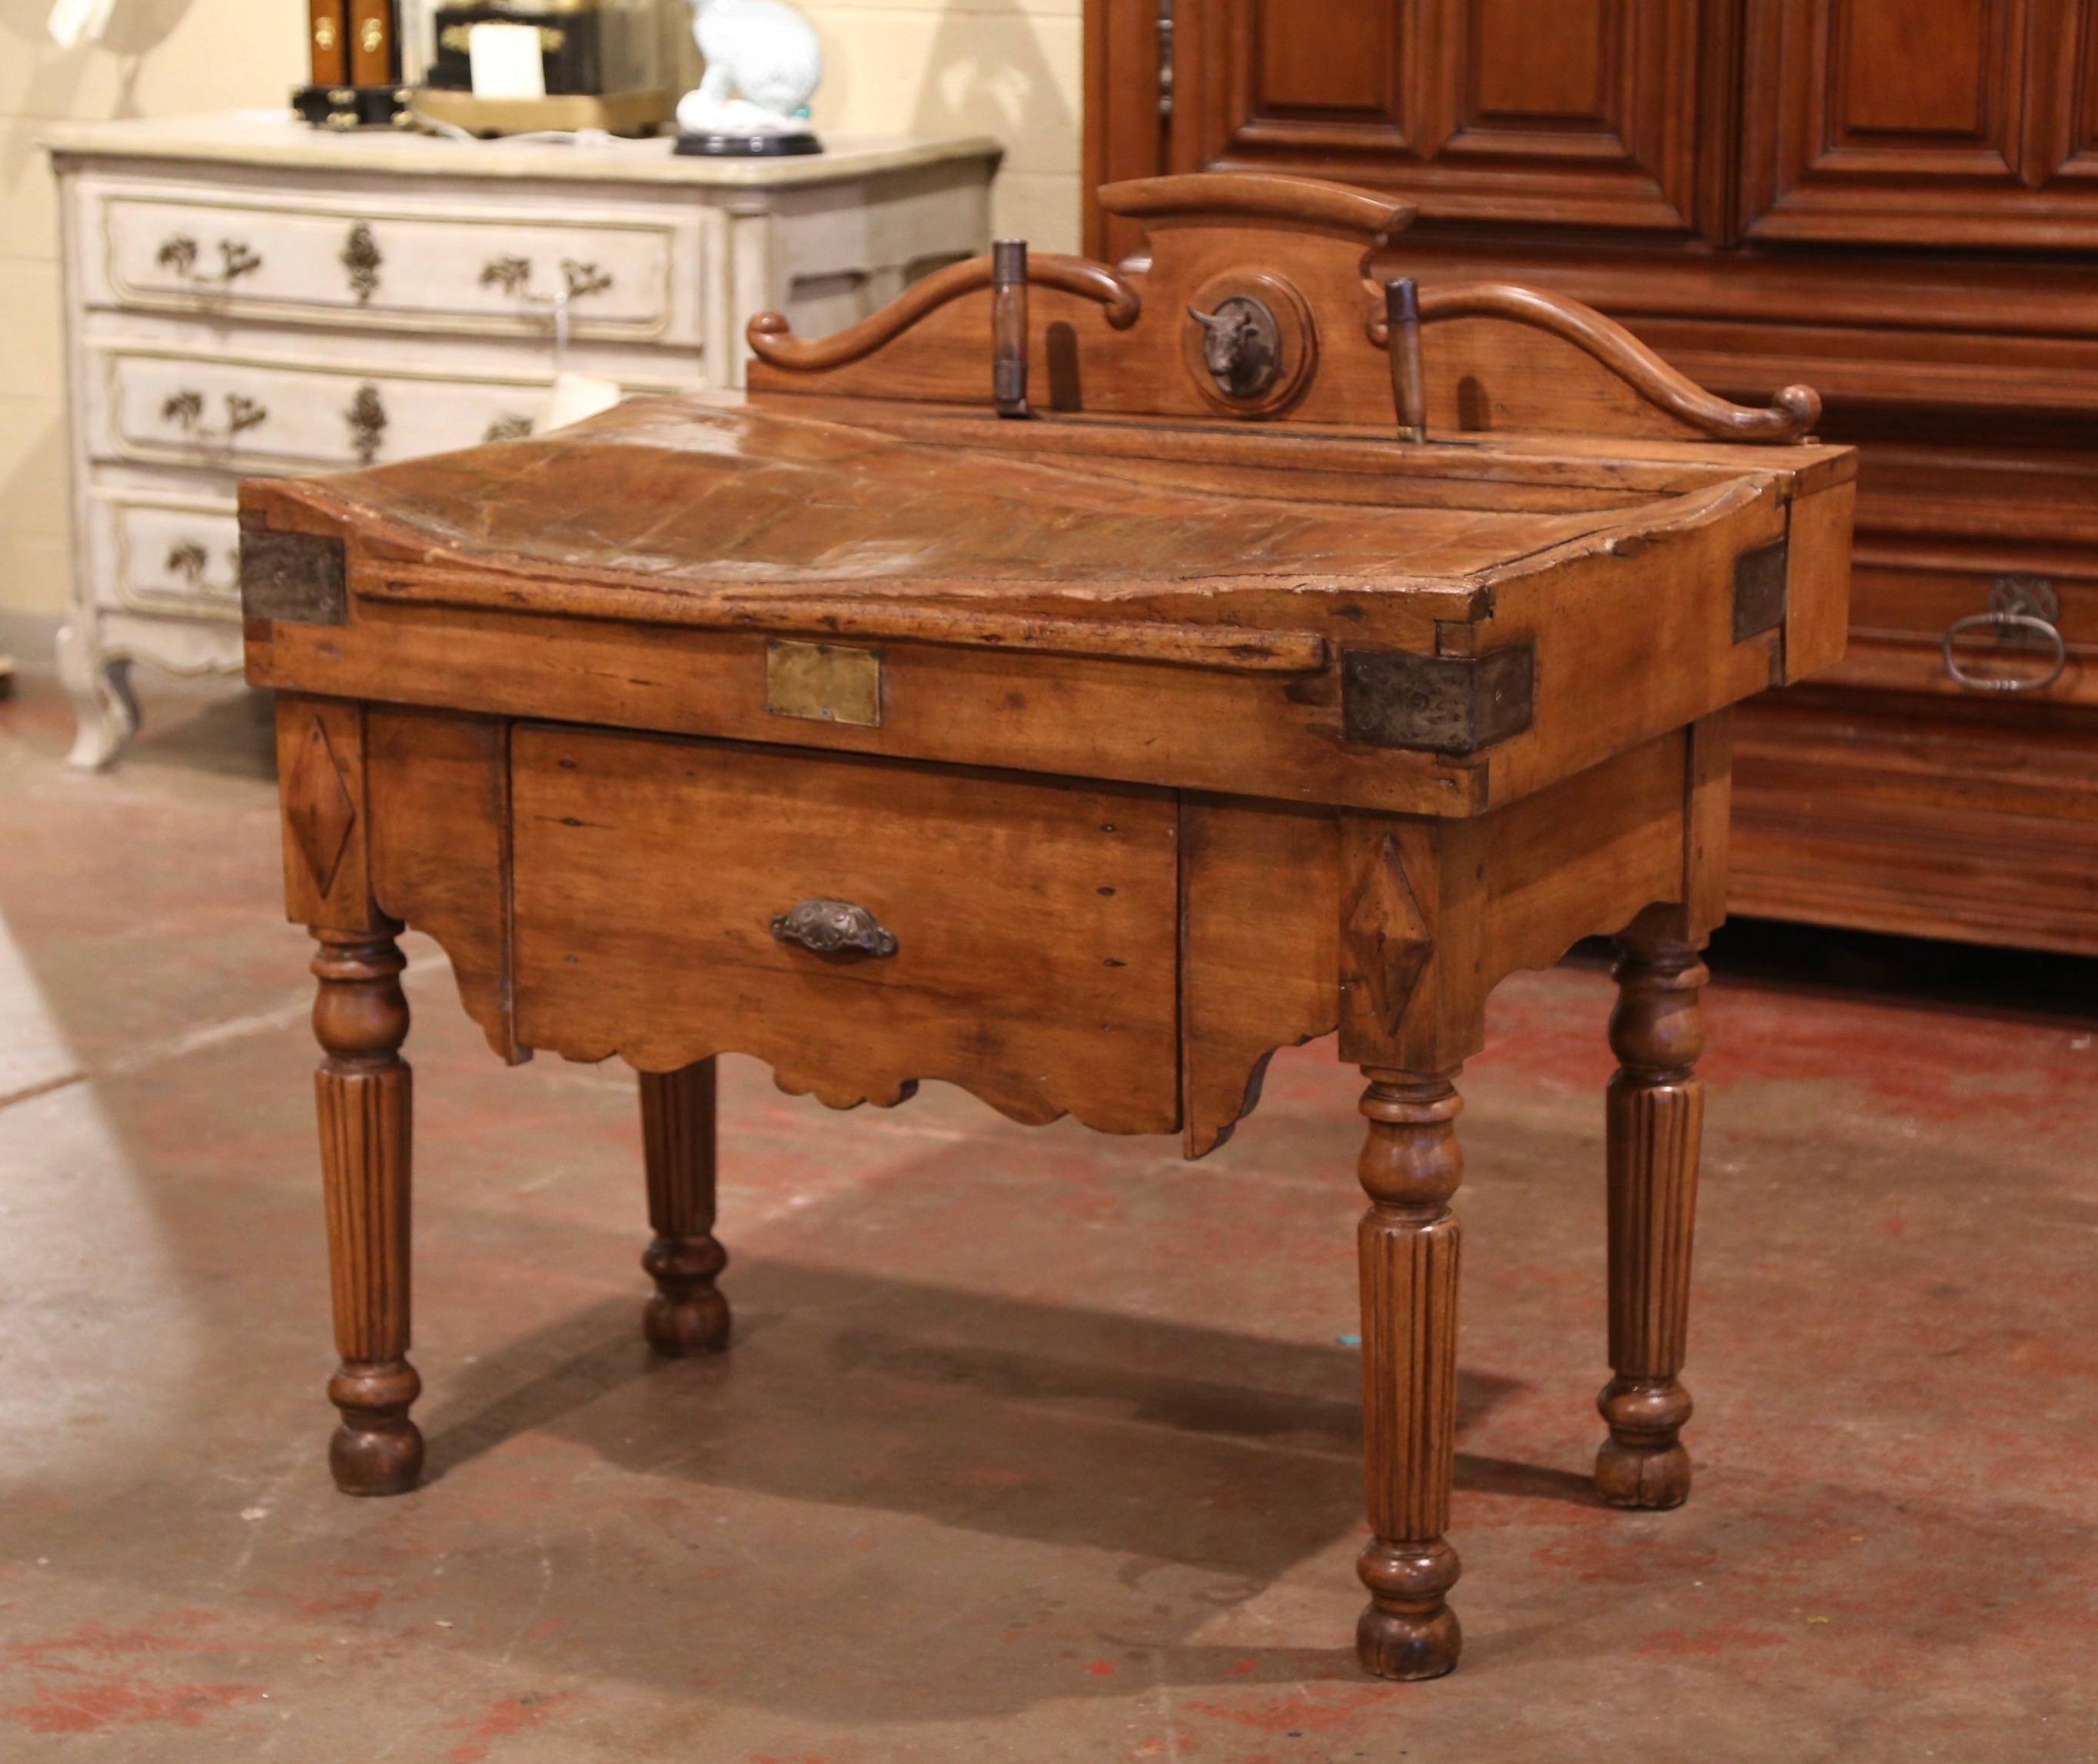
[42,110,1003,189]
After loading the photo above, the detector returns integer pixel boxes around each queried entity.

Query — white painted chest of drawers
[42,111,999,768]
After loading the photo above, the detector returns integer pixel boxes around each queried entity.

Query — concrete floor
[2,652,2095,1763]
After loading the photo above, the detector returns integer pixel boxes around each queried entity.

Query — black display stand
[294,84,414,130]
[674,131,823,158]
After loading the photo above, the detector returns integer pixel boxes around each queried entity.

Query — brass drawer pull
[346,383,387,464]
[164,540,238,596]
[480,254,533,297]
[155,234,262,287]
[562,259,613,301]
[341,222,381,304]
[477,256,615,301]
[770,899,898,958]
[1942,575,2068,695]
[160,389,268,440]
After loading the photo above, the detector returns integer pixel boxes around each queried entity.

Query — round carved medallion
[1180,269,1318,417]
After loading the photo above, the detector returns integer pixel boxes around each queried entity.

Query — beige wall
[2,0,305,615]
[802,0,1081,251]
[0,0,1080,617]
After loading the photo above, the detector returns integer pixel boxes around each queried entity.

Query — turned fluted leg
[639,1060,730,1356]
[1595,925,1708,1510]
[312,929,422,1496]
[1355,1068,1464,1681]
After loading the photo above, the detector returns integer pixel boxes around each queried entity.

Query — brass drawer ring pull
[1943,575,2067,694]
[770,899,898,958]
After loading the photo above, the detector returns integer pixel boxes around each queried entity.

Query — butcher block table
[240,173,1855,1680]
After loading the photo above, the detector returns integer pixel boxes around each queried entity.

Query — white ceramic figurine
[677,0,824,151]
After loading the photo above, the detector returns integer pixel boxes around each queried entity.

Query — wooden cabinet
[1088,0,2098,954]
[1741,0,2098,247]
[1096,0,1715,261]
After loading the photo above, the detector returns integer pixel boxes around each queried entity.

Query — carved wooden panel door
[1087,0,1721,259]
[1740,0,2098,245]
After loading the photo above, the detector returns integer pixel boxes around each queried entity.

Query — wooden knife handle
[309,0,347,85]
[347,0,395,85]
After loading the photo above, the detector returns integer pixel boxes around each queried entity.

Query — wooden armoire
[1086,0,2098,955]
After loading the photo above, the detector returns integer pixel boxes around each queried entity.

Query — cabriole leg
[640,1059,730,1356]
[57,623,138,772]
[312,928,422,1496]
[1354,1067,1464,1681]
[1596,922,1708,1510]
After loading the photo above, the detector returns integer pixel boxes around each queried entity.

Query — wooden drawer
[91,188,687,343]
[509,729,1184,1134]
[1832,553,2095,704]
[1734,690,2098,955]
[1826,440,2098,705]
[88,490,241,621]
[92,345,554,473]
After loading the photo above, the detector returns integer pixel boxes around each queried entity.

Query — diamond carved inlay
[1344,829,1432,1040]
[286,717,357,897]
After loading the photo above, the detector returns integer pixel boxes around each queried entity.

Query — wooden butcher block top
[241,172,1855,818]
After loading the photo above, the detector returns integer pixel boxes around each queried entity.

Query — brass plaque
[765,639,882,728]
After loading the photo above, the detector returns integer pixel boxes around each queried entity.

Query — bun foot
[328,1360,424,1496]
[643,1286,732,1357]
[329,1417,426,1495]
[641,1234,730,1357]
[1595,1375,1692,1509]
[1595,1437,1691,1510]
[1356,1600,1461,1681]
[1356,1539,1461,1680]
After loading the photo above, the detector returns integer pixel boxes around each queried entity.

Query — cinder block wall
[0,0,1078,619]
